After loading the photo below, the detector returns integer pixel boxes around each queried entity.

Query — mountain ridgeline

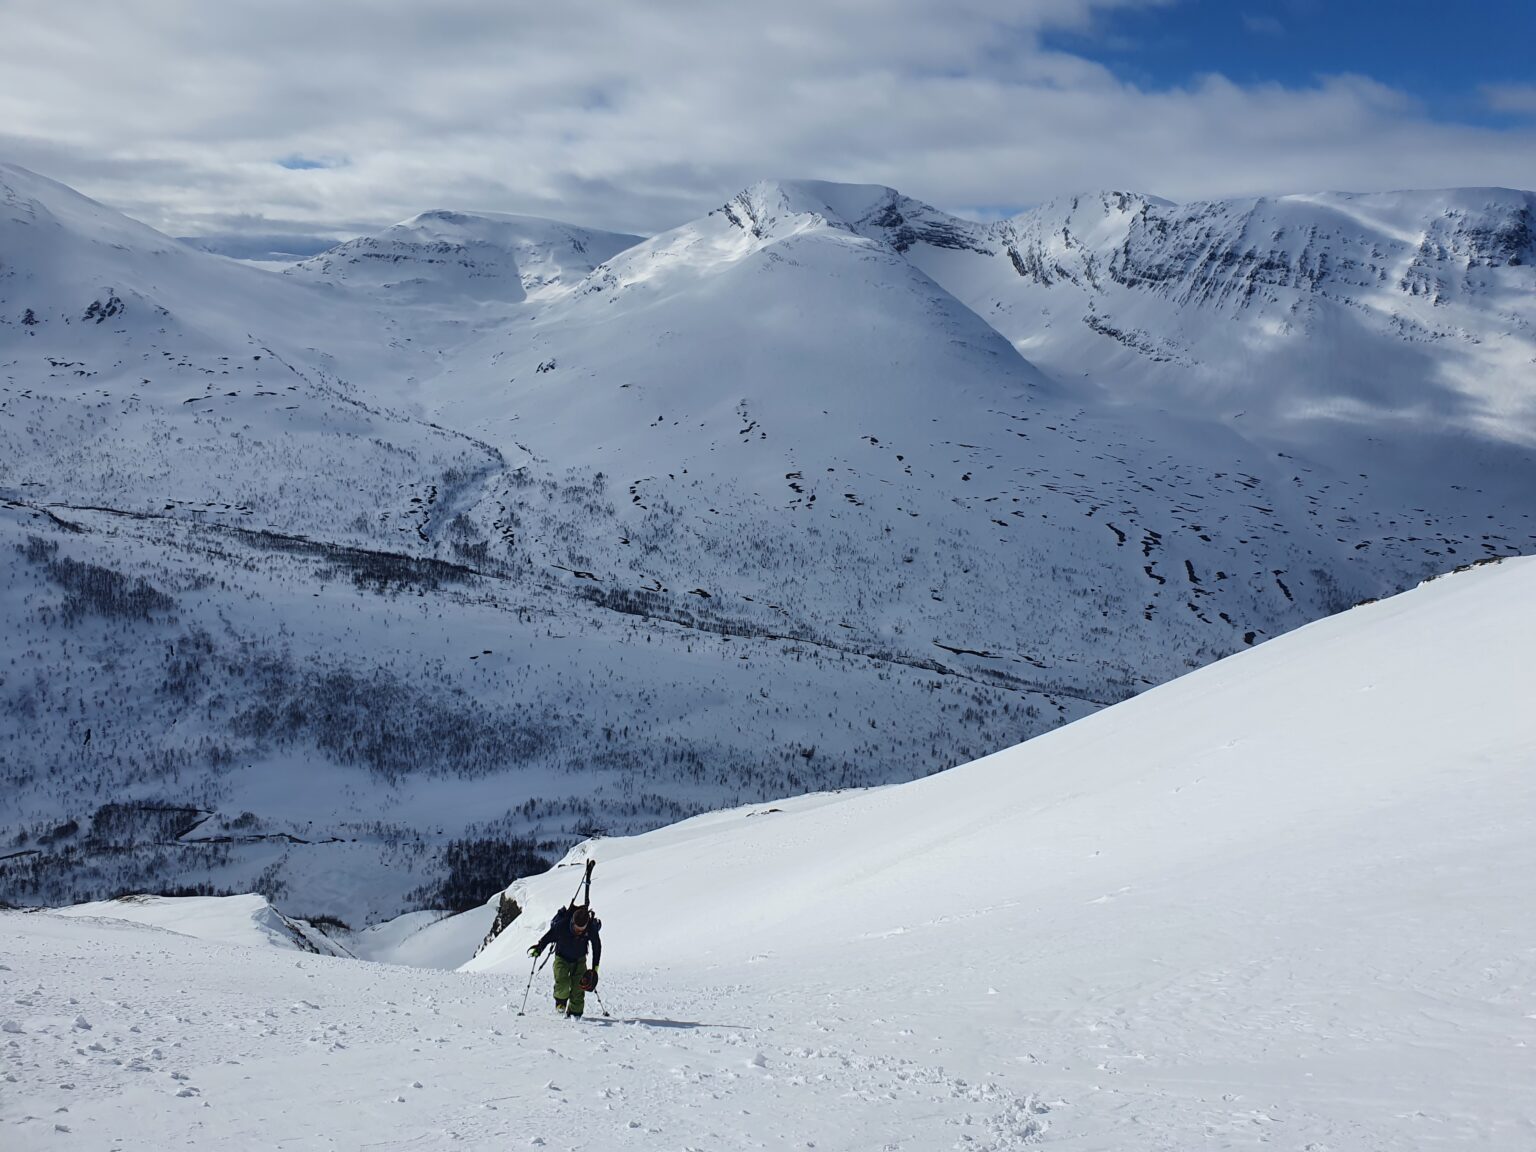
[2,163,1533,919]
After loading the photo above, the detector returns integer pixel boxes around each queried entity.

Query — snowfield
[6,557,1533,1149]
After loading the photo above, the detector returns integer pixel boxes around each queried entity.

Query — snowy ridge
[48,893,350,956]
[0,163,182,257]
[0,160,499,541]
[288,210,640,304]
[887,185,1536,451]
[5,558,1533,1149]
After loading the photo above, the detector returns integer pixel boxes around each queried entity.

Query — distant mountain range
[2,162,1532,920]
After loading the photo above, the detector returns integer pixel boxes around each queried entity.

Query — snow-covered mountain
[8,556,1533,1149]
[849,182,1536,458]
[0,162,500,540]
[284,209,640,355]
[2,163,1534,919]
[287,209,640,305]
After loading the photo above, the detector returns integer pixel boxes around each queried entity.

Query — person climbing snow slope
[529,904,602,1017]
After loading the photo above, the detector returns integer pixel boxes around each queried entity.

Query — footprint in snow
[1089,886,1133,904]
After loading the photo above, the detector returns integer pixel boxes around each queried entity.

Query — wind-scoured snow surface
[6,559,1534,1149]
[2,162,1535,916]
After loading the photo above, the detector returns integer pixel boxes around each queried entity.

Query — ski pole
[516,946,552,1015]
[590,986,610,1018]
[516,952,539,1015]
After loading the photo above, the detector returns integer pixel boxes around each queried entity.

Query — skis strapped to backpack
[568,857,595,913]
[550,858,596,929]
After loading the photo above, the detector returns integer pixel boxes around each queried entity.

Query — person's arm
[590,923,602,969]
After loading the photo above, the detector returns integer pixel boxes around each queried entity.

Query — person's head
[570,906,591,933]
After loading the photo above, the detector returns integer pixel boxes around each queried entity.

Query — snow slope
[0,161,499,541]
[5,557,1533,1149]
[343,908,487,969]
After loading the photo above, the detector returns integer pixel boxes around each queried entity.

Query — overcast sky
[3,0,1534,249]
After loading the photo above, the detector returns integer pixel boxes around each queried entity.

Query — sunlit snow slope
[48,893,347,955]
[6,558,1533,1149]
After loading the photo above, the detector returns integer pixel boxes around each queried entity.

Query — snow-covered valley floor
[6,558,1535,1150]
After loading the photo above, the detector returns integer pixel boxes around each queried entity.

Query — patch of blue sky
[277,155,345,171]
[1042,0,1536,126]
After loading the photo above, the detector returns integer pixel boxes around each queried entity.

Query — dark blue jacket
[535,907,602,967]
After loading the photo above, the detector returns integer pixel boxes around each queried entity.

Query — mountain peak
[739,179,902,223]
[714,179,998,260]
[710,179,900,244]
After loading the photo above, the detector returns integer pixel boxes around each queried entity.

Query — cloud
[175,230,340,261]
[1484,84,1536,116]
[1,0,1533,242]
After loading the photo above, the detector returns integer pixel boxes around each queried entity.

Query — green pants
[553,955,587,1015]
